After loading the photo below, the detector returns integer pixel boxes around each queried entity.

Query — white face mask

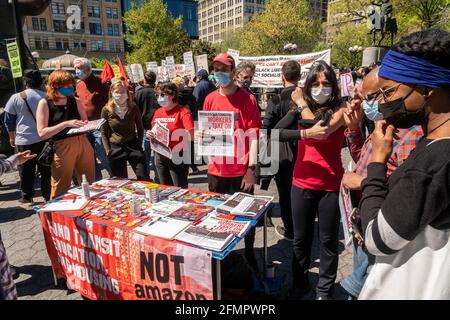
[158,95,171,108]
[311,86,333,105]
[112,92,128,106]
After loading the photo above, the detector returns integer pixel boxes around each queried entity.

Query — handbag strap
[19,91,36,121]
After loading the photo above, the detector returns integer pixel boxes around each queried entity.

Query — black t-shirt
[134,86,159,130]
[47,96,81,140]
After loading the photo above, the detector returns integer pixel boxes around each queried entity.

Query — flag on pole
[99,60,114,82]
[117,56,129,85]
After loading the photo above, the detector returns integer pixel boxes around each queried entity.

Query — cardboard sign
[183,51,196,78]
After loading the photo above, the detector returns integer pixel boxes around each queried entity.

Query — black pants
[108,142,149,181]
[17,142,51,201]
[274,160,294,237]
[291,185,340,297]
[207,174,256,255]
[154,153,189,188]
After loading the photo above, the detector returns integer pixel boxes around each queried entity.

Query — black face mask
[240,79,252,89]
[378,86,427,129]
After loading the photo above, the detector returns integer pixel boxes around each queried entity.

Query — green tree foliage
[214,29,242,54]
[123,0,187,65]
[327,0,447,68]
[239,0,320,55]
[190,40,217,63]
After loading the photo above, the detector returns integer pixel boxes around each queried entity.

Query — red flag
[117,56,129,85]
[99,60,114,82]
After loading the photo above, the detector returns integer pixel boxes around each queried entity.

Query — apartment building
[198,0,266,43]
[22,0,125,60]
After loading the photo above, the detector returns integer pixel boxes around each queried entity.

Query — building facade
[22,0,125,60]
[309,0,329,22]
[198,0,267,43]
[121,0,198,39]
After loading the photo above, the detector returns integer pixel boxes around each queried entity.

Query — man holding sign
[202,53,262,272]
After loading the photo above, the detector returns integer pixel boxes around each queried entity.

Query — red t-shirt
[203,88,262,178]
[151,105,194,150]
[293,126,345,192]
[76,74,110,121]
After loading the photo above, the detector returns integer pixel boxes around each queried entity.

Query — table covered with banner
[36,178,273,300]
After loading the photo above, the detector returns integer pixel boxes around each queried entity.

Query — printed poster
[157,66,169,82]
[39,211,213,300]
[239,49,331,88]
[6,40,22,79]
[198,111,234,157]
[146,61,158,73]
[183,51,196,78]
[174,64,186,77]
[227,48,240,65]
[340,72,355,98]
[150,121,172,159]
[129,64,145,83]
[166,56,176,79]
[195,54,209,73]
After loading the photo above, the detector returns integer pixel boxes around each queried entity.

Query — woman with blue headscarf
[356,29,450,299]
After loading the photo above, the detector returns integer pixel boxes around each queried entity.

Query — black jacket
[134,86,159,130]
[179,86,200,121]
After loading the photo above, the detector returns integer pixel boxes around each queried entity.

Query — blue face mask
[214,72,232,87]
[363,100,383,121]
[58,87,74,97]
[157,95,170,107]
[75,69,86,80]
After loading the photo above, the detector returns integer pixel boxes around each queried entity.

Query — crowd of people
[0,28,449,300]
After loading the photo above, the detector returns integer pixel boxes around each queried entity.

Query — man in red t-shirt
[203,53,262,272]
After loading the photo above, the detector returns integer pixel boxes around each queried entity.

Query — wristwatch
[248,165,256,171]
[297,105,308,114]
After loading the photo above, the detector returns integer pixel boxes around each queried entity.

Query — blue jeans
[340,239,371,299]
[86,131,110,181]
[143,137,159,183]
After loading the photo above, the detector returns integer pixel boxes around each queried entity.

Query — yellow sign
[6,41,22,79]
[111,64,122,79]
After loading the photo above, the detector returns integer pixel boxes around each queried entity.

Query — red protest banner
[39,211,213,300]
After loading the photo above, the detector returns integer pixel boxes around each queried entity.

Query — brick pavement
[0,152,354,300]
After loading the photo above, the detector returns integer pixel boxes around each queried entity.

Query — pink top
[293,126,345,192]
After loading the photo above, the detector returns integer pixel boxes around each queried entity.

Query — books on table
[166,203,215,223]
[67,119,106,135]
[216,192,273,219]
[176,215,251,251]
[134,217,191,240]
[68,185,109,198]
[39,197,90,212]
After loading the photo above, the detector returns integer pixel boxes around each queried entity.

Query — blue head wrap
[379,50,450,88]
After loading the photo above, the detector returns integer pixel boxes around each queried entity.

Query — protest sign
[175,64,186,77]
[340,72,355,98]
[227,48,240,65]
[161,60,166,67]
[124,65,132,80]
[239,49,331,88]
[150,121,172,159]
[157,66,169,82]
[183,51,196,78]
[129,64,145,83]
[198,111,234,157]
[39,211,213,300]
[195,54,209,73]
[111,64,122,79]
[146,61,158,72]
[6,40,22,78]
[165,56,176,79]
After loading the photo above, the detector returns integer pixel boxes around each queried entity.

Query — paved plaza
[0,153,353,300]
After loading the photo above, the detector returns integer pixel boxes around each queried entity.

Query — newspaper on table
[150,120,172,159]
[216,192,273,219]
[198,111,235,157]
[134,217,191,240]
[195,54,209,73]
[67,119,106,135]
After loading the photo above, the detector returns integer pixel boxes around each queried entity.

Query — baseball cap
[196,69,208,78]
[213,53,235,69]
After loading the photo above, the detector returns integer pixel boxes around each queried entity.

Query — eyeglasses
[355,83,402,102]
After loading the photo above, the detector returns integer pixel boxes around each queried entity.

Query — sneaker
[18,197,34,207]
[316,295,333,300]
[275,225,294,241]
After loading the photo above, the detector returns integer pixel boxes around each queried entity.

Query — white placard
[198,111,234,157]
[195,54,209,73]
[227,48,240,65]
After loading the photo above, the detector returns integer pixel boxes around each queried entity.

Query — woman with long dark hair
[275,60,348,299]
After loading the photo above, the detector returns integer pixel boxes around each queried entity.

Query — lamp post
[284,43,298,54]
[348,45,363,70]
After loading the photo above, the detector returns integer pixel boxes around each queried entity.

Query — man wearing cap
[4,69,51,204]
[203,53,262,272]
[193,69,216,111]
[74,57,110,181]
